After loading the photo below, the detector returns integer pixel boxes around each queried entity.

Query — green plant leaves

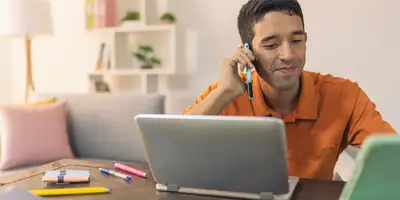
[160,12,176,22]
[149,56,162,65]
[122,11,140,21]
[133,45,162,67]
[138,45,153,53]
[133,52,146,62]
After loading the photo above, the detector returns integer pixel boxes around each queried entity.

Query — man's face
[251,11,306,90]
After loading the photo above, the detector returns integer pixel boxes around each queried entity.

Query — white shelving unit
[87,0,177,94]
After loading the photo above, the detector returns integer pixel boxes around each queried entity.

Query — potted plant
[121,11,142,27]
[133,45,162,69]
[160,12,176,24]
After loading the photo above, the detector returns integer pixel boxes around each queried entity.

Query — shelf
[86,0,178,95]
[89,68,174,76]
[89,24,176,33]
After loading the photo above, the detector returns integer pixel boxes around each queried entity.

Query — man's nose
[278,42,295,61]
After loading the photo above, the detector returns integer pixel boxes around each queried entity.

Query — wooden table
[0,159,345,200]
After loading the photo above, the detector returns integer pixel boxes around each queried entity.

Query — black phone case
[245,43,255,100]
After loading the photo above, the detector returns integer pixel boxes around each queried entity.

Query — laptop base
[156,176,299,200]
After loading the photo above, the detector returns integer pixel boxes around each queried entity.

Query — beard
[254,60,302,91]
[268,74,300,90]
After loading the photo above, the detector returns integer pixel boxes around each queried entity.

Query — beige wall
[302,0,400,131]
[0,40,11,105]
[7,0,243,102]
[8,0,105,103]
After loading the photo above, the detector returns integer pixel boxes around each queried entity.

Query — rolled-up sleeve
[181,81,220,114]
[348,88,397,148]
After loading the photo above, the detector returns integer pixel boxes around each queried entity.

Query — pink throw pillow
[0,100,74,170]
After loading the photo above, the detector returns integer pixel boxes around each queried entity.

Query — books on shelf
[95,42,111,71]
[85,0,117,29]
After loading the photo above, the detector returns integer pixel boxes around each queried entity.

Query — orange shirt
[182,70,396,180]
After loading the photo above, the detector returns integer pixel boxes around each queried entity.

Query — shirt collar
[250,72,272,117]
[250,71,319,120]
[295,71,319,120]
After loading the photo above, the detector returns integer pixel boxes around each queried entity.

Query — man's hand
[183,44,256,115]
[219,44,256,98]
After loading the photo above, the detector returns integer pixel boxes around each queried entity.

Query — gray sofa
[0,93,358,181]
[27,93,190,163]
[0,93,192,177]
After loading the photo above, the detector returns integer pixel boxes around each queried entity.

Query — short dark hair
[237,0,304,44]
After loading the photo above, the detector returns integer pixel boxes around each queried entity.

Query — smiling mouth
[276,66,298,70]
[275,66,301,76]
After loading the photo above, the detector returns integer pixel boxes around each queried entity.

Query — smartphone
[244,42,254,100]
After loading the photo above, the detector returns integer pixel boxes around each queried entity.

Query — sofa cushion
[0,100,74,170]
[30,93,165,163]
[0,97,58,158]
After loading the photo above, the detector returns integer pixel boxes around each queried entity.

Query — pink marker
[114,163,147,178]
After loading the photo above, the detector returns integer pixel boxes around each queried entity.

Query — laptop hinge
[259,192,274,200]
[166,183,180,192]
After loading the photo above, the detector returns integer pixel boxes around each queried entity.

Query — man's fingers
[238,63,245,72]
[239,53,255,70]
[242,48,256,61]
[228,57,239,69]
[237,56,248,71]
[225,44,256,72]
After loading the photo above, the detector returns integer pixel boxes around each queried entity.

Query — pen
[29,187,110,196]
[99,168,132,181]
[244,42,253,100]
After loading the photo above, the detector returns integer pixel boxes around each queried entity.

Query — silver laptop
[134,114,299,200]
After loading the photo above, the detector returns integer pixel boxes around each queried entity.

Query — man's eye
[292,40,303,44]
[264,44,278,48]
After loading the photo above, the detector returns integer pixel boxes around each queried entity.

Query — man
[182,0,397,180]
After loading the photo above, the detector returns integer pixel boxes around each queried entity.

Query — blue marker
[244,43,253,100]
[99,168,132,182]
